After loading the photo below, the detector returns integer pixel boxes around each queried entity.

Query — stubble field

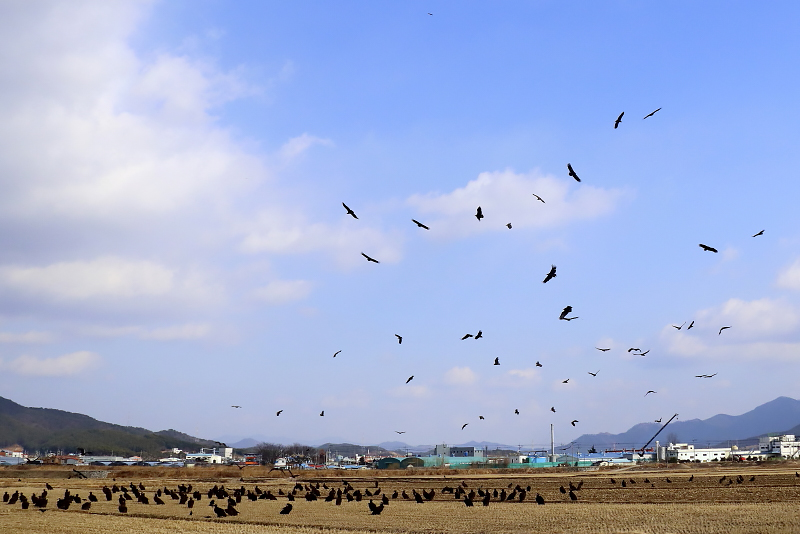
[2,464,800,533]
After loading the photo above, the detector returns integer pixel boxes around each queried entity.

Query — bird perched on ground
[536,361,543,367]
[614,112,624,129]
[342,203,358,219]
[535,493,545,505]
[532,194,545,203]
[567,163,581,182]
[276,410,283,416]
[395,334,402,344]
[643,108,661,119]
[645,390,656,396]
[333,350,341,358]
[506,223,512,229]
[559,306,573,320]
[596,347,610,352]
[699,244,718,253]
[475,207,484,220]
[514,409,519,415]
[319,411,324,416]
[406,376,414,384]
[588,370,599,377]
[753,229,764,237]
[361,252,379,263]
[719,326,731,335]
[571,420,579,426]
[672,322,686,330]
[493,357,500,366]
[280,503,292,514]
[543,265,557,283]
[412,219,429,230]
[461,423,468,430]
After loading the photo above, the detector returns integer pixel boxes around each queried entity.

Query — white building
[666,443,731,462]
[759,435,800,458]
[185,447,229,464]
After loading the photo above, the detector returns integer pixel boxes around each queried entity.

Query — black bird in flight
[276,410,283,416]
[361,252,379,263]
[571,420,579,426]
[562,379,570,384]
[406,376,414,384]
[596,347,610,352]
[514,409,519,415]
[628,348,640,353]
[719,326,731,335]
[475,206,484,220]
[395,431,405,434]
[412,219,429,230]
[506,223,512,229]
[532,193,545,203]
[699,244,718,253]
[672,322,686,330]
[637,350,650,356]
[333,350,341,357]
[231,405,241,408]
[559,306,573,320]
[493,357,500,366]
[643,108,661,119]
[479,415,484,420]
[395,334,402,344]
[543,265,557,283]
[475,330,483,339]
[687,321,695,330]
[588,370,599,377]
[696,373,717,378]
[645,390,656,396]
[461,333,473,340]
[536,361,543,367]
[753,229,764,237]
[614,112,624,129]
[655,418,662,423]
[342,203,358,219]
[461,423,468,430]
[319,410,324,416]
[550,407,556,413]
[567,163,581,182]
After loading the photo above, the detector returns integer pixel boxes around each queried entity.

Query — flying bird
[231,405,241,408]
[493,357,500,366]
[628,348,640,353]
[333,350,342,358]
[588,370,599,377]
[342,203,358,219]
[395,334,402,344]
[514,409,519,415]
[696,373,717,378]
[276,410,283,416]
[506,223,512,229]
[559,306,573,320]
[637,350,650,356]
[699,244,718,253]
[672,322,686,330]
[643,108,662,119]
[550,407,556,413]
[475,206,484,220]
[395,431,405,434]
[596,347,610,352]
[461,423,468,430]
[567,163,581,182]
[562,379,570,384]
[645,390,656,396]
[406,376,414,384]
[614,111,624,129]
[461,333,473,340]
[361,252,379,263]
[687,321,695,330]
[532,194,545,203]
[479,415,484,420]
[319,411,325,416]
[752,229,764,237]
[412,219,430,230]
[571,420,579,426]
[535,361,543,367]
[475,330,483,339]
[719,326,731,335]
[543,265,557,283]
[655,418,662,423]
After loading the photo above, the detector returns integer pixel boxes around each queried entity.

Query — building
[433,445,484,458]
[185,447,229,464]
[666,443,731,462]
[759,434,800,458]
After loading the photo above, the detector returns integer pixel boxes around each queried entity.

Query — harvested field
[2,464,800,533]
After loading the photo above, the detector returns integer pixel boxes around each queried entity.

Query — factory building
[759,434,800,458]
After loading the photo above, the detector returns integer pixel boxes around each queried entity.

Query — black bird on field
[475,206,484,221]
[461,423,468,430]
[753,229,764,237]
[643,108,661,119]
[536,361,543,367]
[588,370,599,377]
[571,420,579,426]
[395,334,402,344]
[406,375,414,384]
[569,491,578,501]
[596,347,610,352]
[494,357,500,366]
[614,111,624,129]
[535,493,545,505]
[543,265,557,283]
[567,163,581,182]
[342,203,358,219]
[532,193,545,203]
[361,252,379,263]
[276,410,283,416]
[412,219,429,230]
[699,243,718,253]
[559,306,573,320]
[333,350,341,358]
[672,322,686,330]
[719,326,731,335]
[280,503,292,514]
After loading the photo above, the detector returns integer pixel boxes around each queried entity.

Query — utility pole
[550,424,554,460]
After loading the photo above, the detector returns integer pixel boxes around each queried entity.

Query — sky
[1,0,800,450]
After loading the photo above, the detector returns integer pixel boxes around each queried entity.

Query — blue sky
[1,1,800,449]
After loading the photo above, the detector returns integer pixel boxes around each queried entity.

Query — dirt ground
[1,463,799,533]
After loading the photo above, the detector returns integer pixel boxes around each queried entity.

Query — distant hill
[0,396,216,457]
[574,396,800,450]
[318,443,392,457]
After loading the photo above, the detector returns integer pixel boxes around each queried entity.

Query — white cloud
[777,259,800,290]
[695,298,800,338]
[444,366,478,385]
[406,169,628,239]
[253,280,312,304]
[0,350,99,376]
[279,133,333,160]
[389,385,430,399]
[141,323,210,341]
[507,368,540,380]
[0,331,52,343]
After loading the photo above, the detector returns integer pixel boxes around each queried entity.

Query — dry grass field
[2,463,800,533]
